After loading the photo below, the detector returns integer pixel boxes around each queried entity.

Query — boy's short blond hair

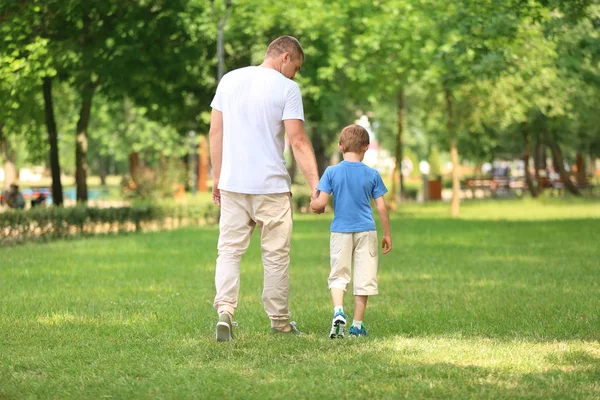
[339,124,370,153]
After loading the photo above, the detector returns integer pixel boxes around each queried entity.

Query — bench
[463,177,522,198]
[28,187,52,207]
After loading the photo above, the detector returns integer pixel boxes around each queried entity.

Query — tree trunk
[287,152,297,185]
[129,152,142,187]
[43,77,64,206]
[216,0,232,82]
[198,134,209,191]
[522,122,537,197]
[444,85,460,217]
[311,130,330,176]
[575,152,586,187]
[75,82,96,203]
[0,124,17,191]
[390,89,404,209]
[98,156,107,186]
[533,139,545,193]
[546,130,581,196]
[315,150,329,177]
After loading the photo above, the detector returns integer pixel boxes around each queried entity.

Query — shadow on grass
[169,336,600,399]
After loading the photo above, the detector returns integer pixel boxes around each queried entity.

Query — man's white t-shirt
[210,66,304,194]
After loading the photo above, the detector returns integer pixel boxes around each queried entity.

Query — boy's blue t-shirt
[317,161,388,233]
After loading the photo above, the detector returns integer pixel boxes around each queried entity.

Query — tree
[0,4,50,191]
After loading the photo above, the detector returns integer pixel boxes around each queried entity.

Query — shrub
[0,202,219,247]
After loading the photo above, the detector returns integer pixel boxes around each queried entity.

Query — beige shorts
[329,231,379,296]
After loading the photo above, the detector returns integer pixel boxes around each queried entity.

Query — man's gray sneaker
[216,313,233,342]
[271,321,303,336]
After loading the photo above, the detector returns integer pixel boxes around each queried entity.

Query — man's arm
[209,109,223,206]
[375,196,392,254]
[284,119,320,196]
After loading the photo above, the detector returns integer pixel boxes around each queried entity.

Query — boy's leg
[254,193,294,331]
[330,287,344,309]
[353,295,369,322]
[329,233,352,337]
[352,231,379,297]
[350,295,369,337]
[328,232,352,294]
[330,287,346,335]
[214,191,255,319]
[350,231,378,337]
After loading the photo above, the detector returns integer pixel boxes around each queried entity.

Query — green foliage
[0,202,219,246]
[122,157,188,201]
[428,146,442,178]
[1,0,598,194]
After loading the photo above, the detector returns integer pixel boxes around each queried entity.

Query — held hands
[311,188,320,200]
[382,235,392,254]
[310,188,325,214]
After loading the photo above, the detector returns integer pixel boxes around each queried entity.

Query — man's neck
[260,58,280,72]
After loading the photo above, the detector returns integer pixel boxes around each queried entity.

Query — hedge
[0,202,220,246]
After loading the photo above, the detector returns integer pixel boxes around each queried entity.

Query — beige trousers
[213,190,293,328]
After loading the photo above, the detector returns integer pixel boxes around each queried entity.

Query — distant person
[419,160,430,202]
[310,124,392,338]
[6,184,25,209]
[482,162,492,176]
[401,156,413,179]
[419,160,430,176]
[501,161,511,177]
[31,192,47,207]
[209,36,321,342]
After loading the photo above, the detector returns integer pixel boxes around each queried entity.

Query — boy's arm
[310,190,329,213]
[375,196,392,254]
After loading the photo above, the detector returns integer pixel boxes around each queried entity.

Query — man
[209,36,320,342]
[419,160,430,202]
[6,184,25,209]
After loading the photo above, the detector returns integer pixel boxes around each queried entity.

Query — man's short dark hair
[266,36,304,62]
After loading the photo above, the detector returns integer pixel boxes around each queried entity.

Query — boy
[310,124,392,338]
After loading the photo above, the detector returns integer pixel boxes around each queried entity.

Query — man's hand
[212,179,221,206]
[311,188,320,200]
[382,235,392,254]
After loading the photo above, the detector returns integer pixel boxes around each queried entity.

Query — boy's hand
[309,199,325,214]
[310,205,325,214]
[382,235,392,254]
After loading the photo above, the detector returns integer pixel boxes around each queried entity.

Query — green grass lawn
[1,199,599,399]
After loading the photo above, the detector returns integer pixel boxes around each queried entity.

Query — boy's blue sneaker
[349,324,368,337]
[329,311,347,339]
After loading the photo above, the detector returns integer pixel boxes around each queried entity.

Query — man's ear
[338,143,344,153]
